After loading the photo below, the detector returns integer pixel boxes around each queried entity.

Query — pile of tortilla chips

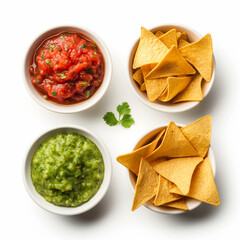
[116,115,220,211]
[132,27,213,103]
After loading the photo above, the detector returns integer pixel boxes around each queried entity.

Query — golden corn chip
[159,29,178,48]
[155,30,164,37]
[145,78,168,102]
[133,69,144,86]
[153,157,203,195]
[131,158,159,211]
[133,27,168,69]
[173,74,203,103]
[177,32,188,41]
[178,39,190,48]
[146,45,196,79]
[158,76,192,102]
[181,115,212,158]
[147,121,198,161]
[140,82,146,91]
[179,34,213,82]
[154,175,182,206]
[163,198,188,210]
[172,157,220,206]
[116,130,165,175]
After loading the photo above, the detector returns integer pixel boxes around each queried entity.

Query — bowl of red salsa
[24,25,112,113]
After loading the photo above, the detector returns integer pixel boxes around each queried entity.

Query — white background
[1,0,239,239]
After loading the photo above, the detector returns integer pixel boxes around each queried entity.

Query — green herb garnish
[85,90,90,98]
[86,69,93,74]
[51,91,57,96]
[60,35,64,39]
[81,43,87,49]
[49,43,55,51]
[94,51,97,55]
[103,102,135,128]
[69,82,75,86]
[45,59,52,67]
[41,55,44,60]
[36,78,41,84]
[59,73,66,79]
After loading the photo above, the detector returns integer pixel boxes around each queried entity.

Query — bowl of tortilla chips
[116,116,220,214]
[128,24,216,113]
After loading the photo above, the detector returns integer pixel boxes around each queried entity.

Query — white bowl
[22,125,112,215]
[128,123,216,214]
[128,24,216,113]
[23,25,112,113]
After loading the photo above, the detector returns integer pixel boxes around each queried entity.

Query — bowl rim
[23,24,112,114]
[127,122,216,214]
[22,124,112,216]
[127,23,216,113]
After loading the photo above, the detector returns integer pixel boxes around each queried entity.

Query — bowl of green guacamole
[23,125,112,215]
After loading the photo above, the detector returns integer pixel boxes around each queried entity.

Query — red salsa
[29,32,104,104]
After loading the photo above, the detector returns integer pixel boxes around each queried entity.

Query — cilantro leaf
[103,112,118,126]
[120,114,135,128]
[103,102,135,128]
[117,102,131,117]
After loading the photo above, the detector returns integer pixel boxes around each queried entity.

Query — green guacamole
[31,132,104,207]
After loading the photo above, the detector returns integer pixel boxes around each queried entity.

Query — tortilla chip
[178,39,190,48]
[146,45,196,79]
[145,78,168,102]
[172,158,220,206]
[140,82,146,91]
[163,198,188,210]
[173,74,203,103]
[131,158,159,211]
[155,30,164,37]
[154,175,182,206]
[116,130,165,175]
[159,29,178,48]
[153,157,203,195]
[181,115,212,158]
[133,69,144,86]
[179,34,213,82]
[177,32,188,41]
[133,27,168,69]
[158,76,192,102]
[147,121,198,161]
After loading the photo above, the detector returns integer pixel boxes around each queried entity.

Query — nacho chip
[155,30,164,37]
[133,27,168,69]
[181,115,212,158]
[116,130,165,175]
[179,34,213,82]
[140,82,146,91]
[178,39,190,48]
[146,45,196,79]
[158,76,192,102]
[147,121,198,161]
[153,157,203,195]
[177,32,188,41]
[132,158,159,211]
[133,69,144,86]
[154,175,182,206]
[173,74,203,103]
[163,198,188,210]
[172,157,220,206]
[159,29,178,48]
[145,78,168,102]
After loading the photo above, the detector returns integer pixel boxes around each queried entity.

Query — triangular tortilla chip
[173,74,203,103]
[146,45,196,79]
[159,29,178,48]
[140,82,146,91]
[153,157,203,195]
[145,78,168,102]
[155,30,164,37]
[147,122,198,161]
[133,27,168,69]
[158,76,192,102]
[177,32,188,42]
[132,69,144,86]
[116,130,165,175]
[163,198,188,210]
[178,39,190,48]
[171,158,220,206]
[179,34,213,82]
[153,175,182,206]
[181,115,212,158]
[131,158,159,211]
